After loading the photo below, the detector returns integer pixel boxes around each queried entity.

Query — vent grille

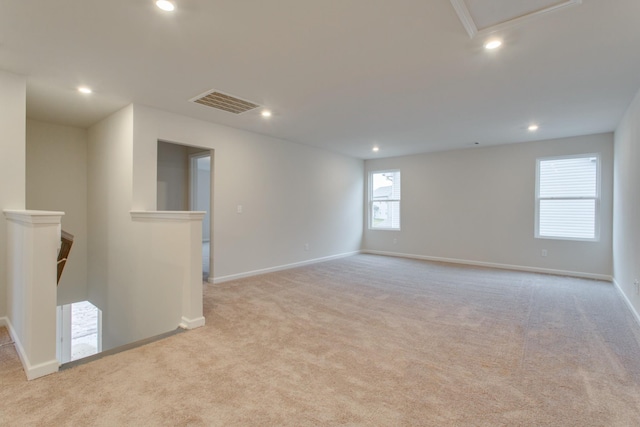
[191,90,260,114]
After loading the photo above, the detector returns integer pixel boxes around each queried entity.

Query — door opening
[189,151,213,281]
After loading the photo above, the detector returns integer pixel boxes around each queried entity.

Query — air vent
[190,90,260,114]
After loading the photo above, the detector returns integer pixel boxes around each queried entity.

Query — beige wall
[613,88,640,320]
[87,103,363,349]
[0,70,27,319]
[157,141,189,211]
[26,120,88,305]
[364,133,614,279]
[133,104,364,280]
[87,105,135,349]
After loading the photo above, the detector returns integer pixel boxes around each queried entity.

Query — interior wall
[364,133,614,278]
[157,141,189,211]
[87,105,136,350]
[26,119,88,306]
[613,87,640,319]
[192,153,211,241]
[132,104,364,280]
[0,70,27,319]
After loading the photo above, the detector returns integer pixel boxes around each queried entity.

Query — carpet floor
[1,254,640,426]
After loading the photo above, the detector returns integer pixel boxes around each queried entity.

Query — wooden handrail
[57,230,74,285]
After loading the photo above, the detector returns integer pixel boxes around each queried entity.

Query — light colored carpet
[1,254,640,426]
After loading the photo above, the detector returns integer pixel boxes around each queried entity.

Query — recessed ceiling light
[484,39,502,50]
[261,110,272,118]
[528,124,539,131]
[77,86,92,94]
[372,147,379,152]
[156,0,175,12]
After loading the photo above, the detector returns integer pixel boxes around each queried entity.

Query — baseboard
[179,316,206,330]
[362,250,613,282]
[212,251,361,284]
[1,317,58,380]
[612,278,640,327]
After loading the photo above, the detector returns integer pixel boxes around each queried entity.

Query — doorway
[190,152,212,280]
[56,300,102,364]
[156,140,214,281]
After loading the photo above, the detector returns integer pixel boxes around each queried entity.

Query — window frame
[534,153,601,242]
[368,169,401,231]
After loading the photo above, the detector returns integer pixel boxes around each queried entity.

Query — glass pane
[539,157,597,198]
[539,199,595,239]
[372,201,400,229]
[372,171,400,200]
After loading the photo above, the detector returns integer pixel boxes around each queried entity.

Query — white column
[130,211,206,330]
[4,210,64,380]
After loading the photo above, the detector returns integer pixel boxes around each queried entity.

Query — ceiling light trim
[450,0,582,38]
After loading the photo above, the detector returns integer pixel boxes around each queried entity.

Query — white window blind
[370,170,400,230]
[536,154,599,240]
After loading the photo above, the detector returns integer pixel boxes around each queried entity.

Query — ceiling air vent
[190,90,260,114]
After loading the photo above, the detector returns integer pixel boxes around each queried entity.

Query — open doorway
[56,300,102,364]
[190,152,211,280]
[157,141,213,281]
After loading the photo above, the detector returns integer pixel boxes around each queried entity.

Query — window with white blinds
[535,154,600,241]
[369,170,401,230]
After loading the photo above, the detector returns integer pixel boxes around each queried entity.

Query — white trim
[362,250,612,282]
[449,0,582,39]
[2,317,58,380]
[3,209,64,225]
[612,278,640,327]
[211,251,361,284]
[179,316,206,330]
[130,210,205,221]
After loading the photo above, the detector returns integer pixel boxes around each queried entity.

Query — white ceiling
[1,0,639,159]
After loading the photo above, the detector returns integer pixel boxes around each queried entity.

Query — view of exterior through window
[536,154,600,240]
[370,170,401,230]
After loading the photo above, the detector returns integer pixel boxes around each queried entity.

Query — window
[369,170,401,230]
[535,154,600,241]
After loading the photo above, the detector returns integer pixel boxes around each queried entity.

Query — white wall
[87,105,135,349]
[613,88,640,319]
[157,141,189,211]
[0,70,27,319]
[364,133,613,278]
[26,120,88,305]
[88,103,362,349]
[132,105,364,280]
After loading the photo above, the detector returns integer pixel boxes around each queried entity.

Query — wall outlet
[541,249,547,257]
[236,205,243,214]
[304,243,309,251]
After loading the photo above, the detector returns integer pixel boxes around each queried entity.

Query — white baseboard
[362,250,613,282]
[179,316,206,330]
[1,317,59,380]
[612,278,640,327]
[212,251,361,284]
